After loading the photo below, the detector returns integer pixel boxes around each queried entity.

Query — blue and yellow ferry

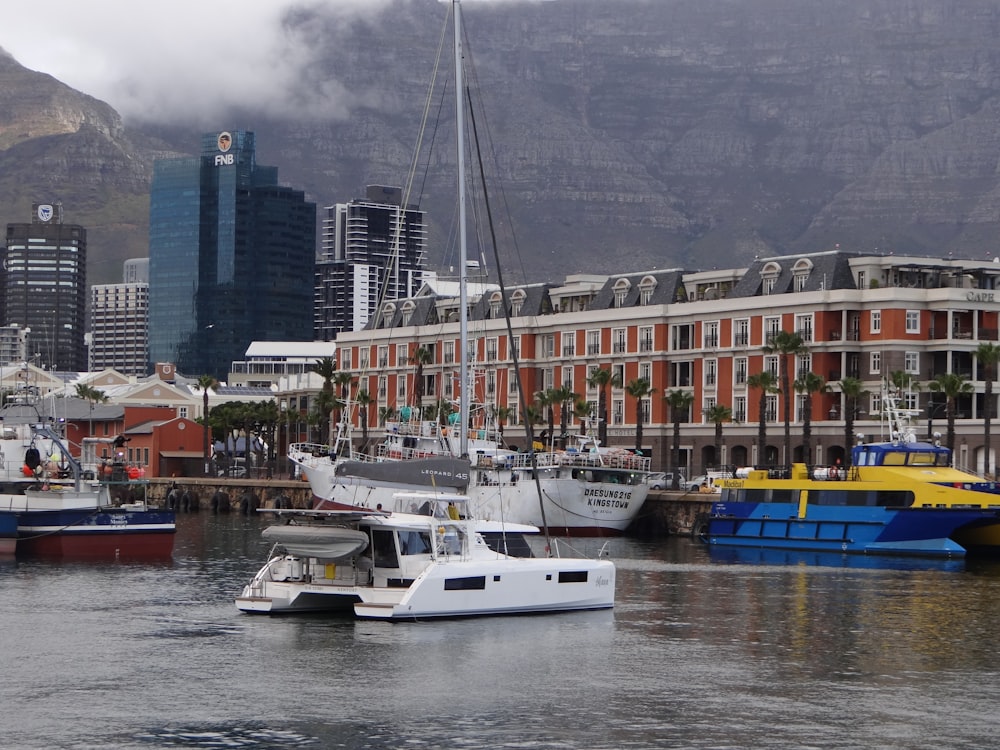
[705,397,1000,558]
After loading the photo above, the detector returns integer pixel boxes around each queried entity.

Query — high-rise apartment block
[3,203,88,371]
[148,130,316,380]
[314,185,428,339]
[89,259,150,376]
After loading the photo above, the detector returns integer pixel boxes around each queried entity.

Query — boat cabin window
[436,524,463,555]
[371,528,400,568]
[398,530,432,556]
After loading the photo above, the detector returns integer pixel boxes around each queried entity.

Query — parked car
[647,471,684,490]
[688,471,732,493]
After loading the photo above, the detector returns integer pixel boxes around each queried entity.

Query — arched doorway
[731,444,749,467]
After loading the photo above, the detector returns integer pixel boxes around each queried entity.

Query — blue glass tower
[148,131,316,380]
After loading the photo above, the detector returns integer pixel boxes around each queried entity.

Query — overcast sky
[0,0,468,124]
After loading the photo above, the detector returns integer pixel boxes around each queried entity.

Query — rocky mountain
[5,0,1000,287]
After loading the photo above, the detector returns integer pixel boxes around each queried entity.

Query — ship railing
[375,443,448,461]
[288,442,334,460]
[386,420,441,438]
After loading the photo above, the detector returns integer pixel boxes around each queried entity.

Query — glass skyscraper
[148,130,316,380]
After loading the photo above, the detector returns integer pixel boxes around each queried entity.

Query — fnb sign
[215,154,234,166]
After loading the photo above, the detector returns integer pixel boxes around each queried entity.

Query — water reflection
[3,513,1000,748]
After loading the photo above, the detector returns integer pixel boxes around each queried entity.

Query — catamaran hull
[706,501,999,557]
[15,508,176,560]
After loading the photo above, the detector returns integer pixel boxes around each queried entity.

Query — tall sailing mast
[455,0,470,459]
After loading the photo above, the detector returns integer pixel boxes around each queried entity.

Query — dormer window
[613,278,631,308]
[792,258,813,292]
[761,261,781,295]
[489,291,503,319]
[381,302,396,328]
[401,300,416,326]
[511,289,526,317]
[638,275,657,305]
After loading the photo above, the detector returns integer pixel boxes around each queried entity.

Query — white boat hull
[237,555,614,619]
[307,465,648,535]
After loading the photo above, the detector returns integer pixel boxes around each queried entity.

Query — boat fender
[24,446,41,470]
[828,466,839,480]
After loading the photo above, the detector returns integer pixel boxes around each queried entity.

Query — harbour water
[3,512,1000,749]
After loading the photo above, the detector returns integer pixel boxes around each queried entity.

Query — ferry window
[768,489,798,504]
[745,489,768,503]
[908,452,935,466]
[845,491,872,506]
[813,490,848,506]
[883,453,906,466]
[935,454,950,467]
[876,491,913,508]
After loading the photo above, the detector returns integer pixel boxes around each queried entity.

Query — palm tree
[794,372,827,468]
[625,377,656,454]
[929,372,975,455]
[534,388,559,450]
[573,397,593,435]
[550,384,577,448]
[355,388,374,448]
[839,376,866,465]
[195,374,219,475]
[310,357,336,444]
[763,330,807,466]
[703,403,732,469]
[587,367,621,445]
[409,346,433,407]
[747,370,779,465]
[378,406,396,427]
[664,389,694,489]
[976,342,1000,478]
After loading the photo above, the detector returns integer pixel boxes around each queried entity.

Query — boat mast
[455,0,469,459]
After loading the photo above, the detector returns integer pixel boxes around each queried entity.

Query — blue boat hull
[705,501,998,557]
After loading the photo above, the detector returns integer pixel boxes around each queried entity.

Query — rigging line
[459,14,527,285]
[357,8,451,388]
[466,81,553,553]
